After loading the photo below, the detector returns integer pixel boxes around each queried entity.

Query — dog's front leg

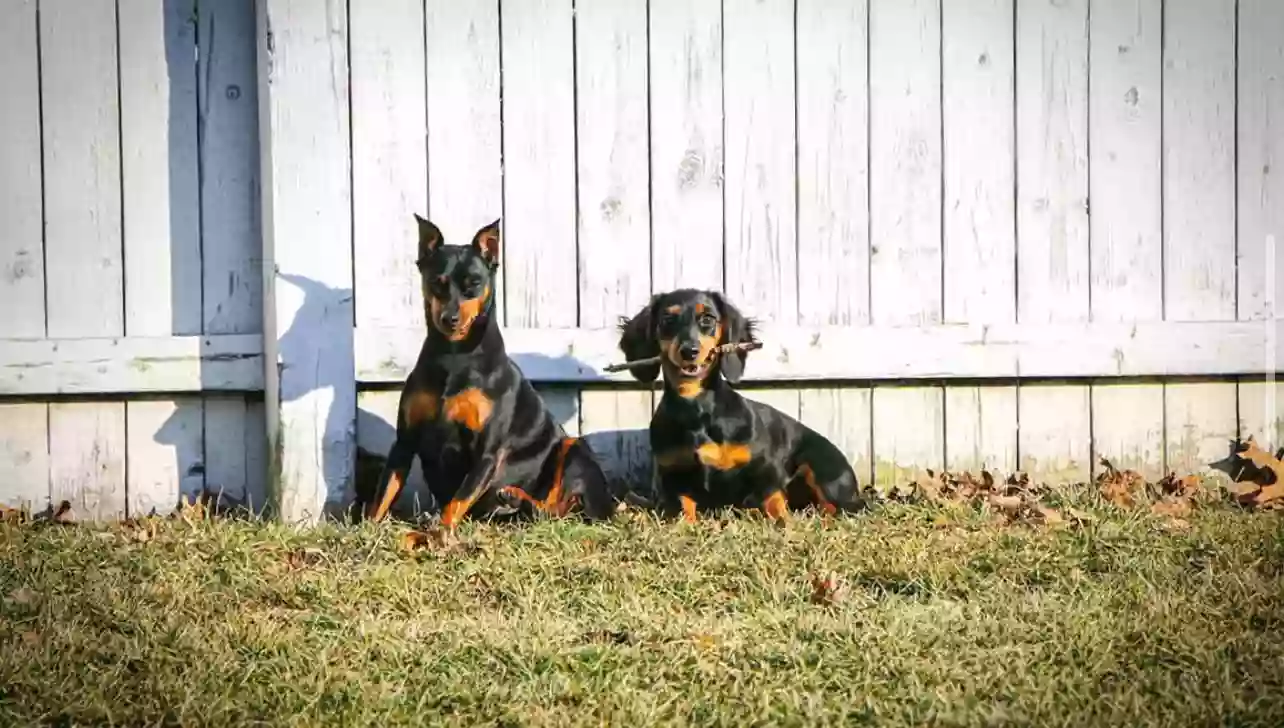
[439,448,509,529]
[364,437,416,522]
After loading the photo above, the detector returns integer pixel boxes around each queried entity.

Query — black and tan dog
[359,216,614,528]
[617,289,865,523]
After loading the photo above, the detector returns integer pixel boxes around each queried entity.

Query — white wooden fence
[1,0,1281,524]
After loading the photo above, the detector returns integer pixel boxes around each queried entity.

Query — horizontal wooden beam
[0,335,264,395]
[355,320,1282,384]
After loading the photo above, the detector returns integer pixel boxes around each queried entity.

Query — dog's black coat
[618,289,865,521]
[359,216,613,527]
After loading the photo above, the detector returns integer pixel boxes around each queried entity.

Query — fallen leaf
[1159,517,1191,532]
[401,527,452,553]
[286,547,325,569]
[1151,497,1192,518]
[988,494,1023,514]
[1034,505,1065,526]
[691,633,718,650]
[8,587,36,606]
[809,571,846,606]
[0,505,27,524]
[1067,507,1095,523]
[20,631,40,647]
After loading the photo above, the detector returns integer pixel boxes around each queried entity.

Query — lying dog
[360,216,614,528]
[617,289,865,522]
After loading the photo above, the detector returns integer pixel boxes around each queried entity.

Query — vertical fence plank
[355,390,431,519]
[120,0,202,337]
[795,0,870,477]
[1089,0,1163,323]
[1163,0,1238,480]
[119,0,205,514]
[1088,0,1164,480]
[797,0,869,327]
[1091,384,1165,479]
[1016,0,1091,485]
[800,387,873,492]
[200,0,262,337]
[941,0,1017,476]
[1164,0,1236,322]
[870,0,942,327]
[424,0,503,309]
[0,0,48,513]
[576,0,653,496]
[0,0,45,338]
[41,0,127,520]
[873,387,944,489]
[945,386,1017,475]
[724,0,799,422]
[1239,381,1284,448]
[50,404,127,521]
[580,390,654,500]
[500,0,579,422]
[0,404,48,513]
[41,0,124,340]
[870,0,943,487]
[258,0,356,523]
[126,398,204,516]
[500,0,576,330]
[943,0,1015,327]
[201,0,264,513]
[724,0,797,325]
[203,396,269,514]
[649,0,723,292]
[351,0,426,332]
[1237,0,1284,322]
[1016,0,1089,325]
[1018,384,1091,484]
[1165,382,1237,481]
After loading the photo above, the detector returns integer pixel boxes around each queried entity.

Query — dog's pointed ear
[712,292,757,384]
[471,219,501,268]
[617,295,662,383]
[415,214,444,261]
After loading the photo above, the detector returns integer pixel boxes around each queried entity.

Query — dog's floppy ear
[414,214,444,262]
[616,295,662,383]
[470,219,501,269]
[712,292,757,384]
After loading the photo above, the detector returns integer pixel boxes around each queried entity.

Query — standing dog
[360,216,614,528]
[617,289,865,522]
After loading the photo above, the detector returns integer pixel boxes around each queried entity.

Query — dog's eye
[463,277,482,290]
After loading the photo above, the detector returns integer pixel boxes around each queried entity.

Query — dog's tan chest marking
[444,388,494,432]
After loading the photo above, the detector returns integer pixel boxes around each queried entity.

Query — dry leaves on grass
[906,469,1068,527]
[399,527,485,557]
[809,571,847,607]
[286,547,327,570]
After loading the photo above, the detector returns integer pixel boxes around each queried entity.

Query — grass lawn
[2,486,1283,727]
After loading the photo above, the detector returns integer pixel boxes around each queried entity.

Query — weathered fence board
[351,0,426,333]
[1238,0,1284,322]
[649,0,724,292]
[942,0,1018,477]
[126,398,203,517]
[0,0,48,515]
[1162,0,1239,480]
[1015,0,1091,485]
[0,0,44,337]
[423,0,504,314]
[575,0,654,488]
[796,0,869,328]
[258,0,356,522]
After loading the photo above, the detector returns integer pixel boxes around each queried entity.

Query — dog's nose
[678,343,701,362]
[441,311,460,328]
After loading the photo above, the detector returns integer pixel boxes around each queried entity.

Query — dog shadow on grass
[353,352,657,525]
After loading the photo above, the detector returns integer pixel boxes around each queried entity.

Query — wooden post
[256,0,356,524]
